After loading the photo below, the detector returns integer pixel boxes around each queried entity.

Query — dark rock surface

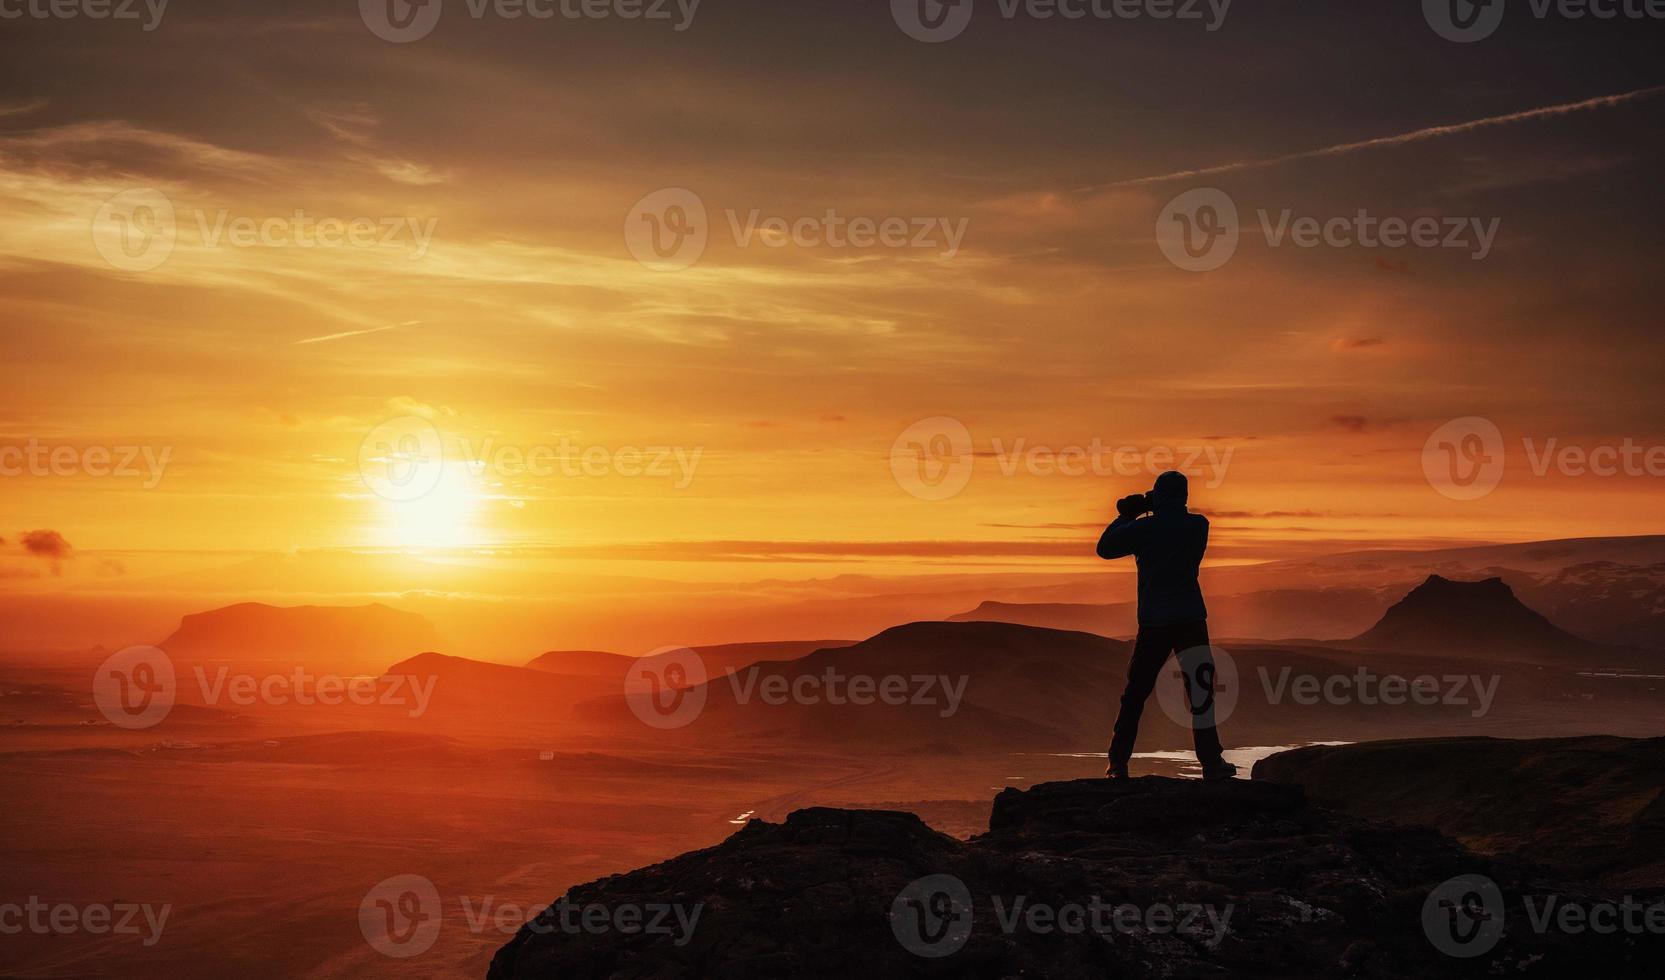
[1255,735,1665,888]
[489,773,1664,978]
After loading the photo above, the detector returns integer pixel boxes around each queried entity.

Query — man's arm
[1096,514,1143,560]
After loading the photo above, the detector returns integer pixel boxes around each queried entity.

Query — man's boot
[1201,760,1238,781]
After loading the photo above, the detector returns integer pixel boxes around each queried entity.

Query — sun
[378,462,482,550]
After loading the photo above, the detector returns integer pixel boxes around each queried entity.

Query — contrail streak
[294,320,419,345]
[1078,85,1665,191]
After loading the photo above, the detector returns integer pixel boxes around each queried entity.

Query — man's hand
[1116,493,1148,519]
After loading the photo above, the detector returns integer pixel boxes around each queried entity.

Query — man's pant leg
[1172,620,1226,769]
[1108,624,1174,769]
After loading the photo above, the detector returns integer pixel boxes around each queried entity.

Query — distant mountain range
[950,587,1387,640]
[157,601,443,672]
[567,621,1106,750]
[949,535,1665,649]
[566,596,1655,752]
[1230,535,1665,648]
[525,639,855,678]
[380,642,852,725]
[382,651,617,722]
[128,541,1660,747]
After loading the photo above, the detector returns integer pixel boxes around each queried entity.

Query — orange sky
[2,2,1664,648]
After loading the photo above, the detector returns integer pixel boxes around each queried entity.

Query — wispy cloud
[0,120,283,175]
[1080,86,1665,191]
[294,320,419,345]
[0,98,48,119]
[306,105,444,186]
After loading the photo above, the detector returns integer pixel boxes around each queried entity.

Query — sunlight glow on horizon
[376,464,484,550]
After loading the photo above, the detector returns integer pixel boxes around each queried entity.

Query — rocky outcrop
[1255,735,1665,888]
[489,773,1663,978]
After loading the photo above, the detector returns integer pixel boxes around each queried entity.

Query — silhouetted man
[1096,471,1236,781]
